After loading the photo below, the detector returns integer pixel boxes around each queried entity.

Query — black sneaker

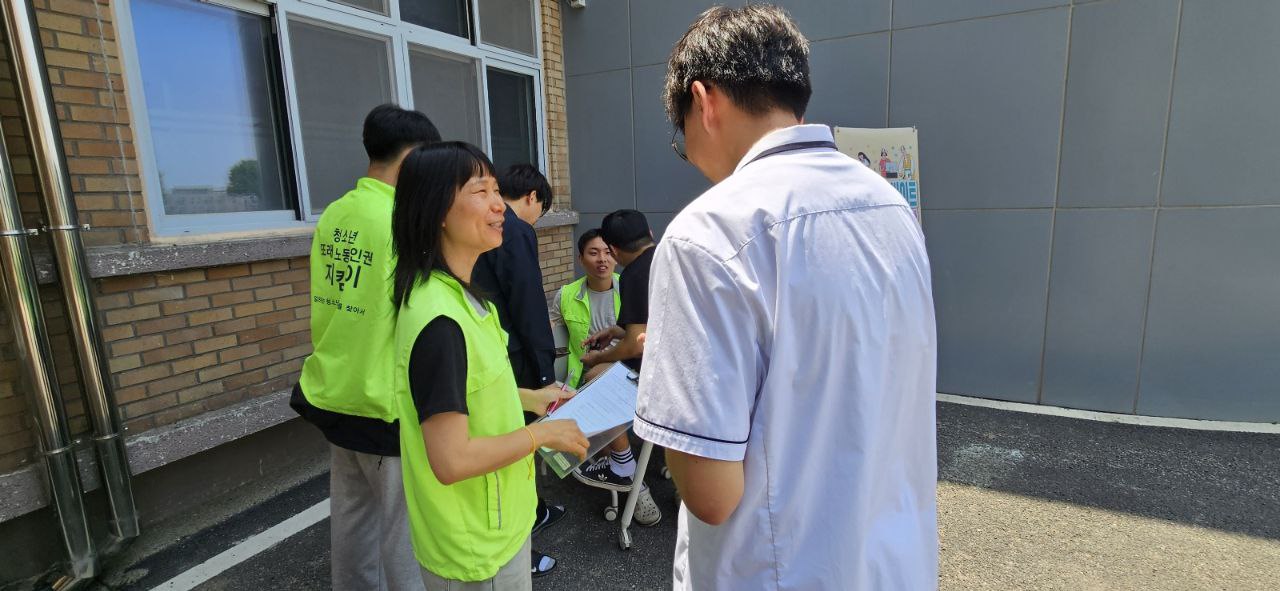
[572,457,635,491]
[531,501,566,537]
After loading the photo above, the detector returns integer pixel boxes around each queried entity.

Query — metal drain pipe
[0,123,97,580]
[1,0,140,544]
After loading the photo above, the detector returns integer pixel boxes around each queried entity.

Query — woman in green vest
[390,141,588,590]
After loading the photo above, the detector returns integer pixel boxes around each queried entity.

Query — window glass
[400,0,469,39]
[288,20,395,214]
[133,0,291,216]
[486,68,538,172]
[409,48,483,146]
[477,0,535,55]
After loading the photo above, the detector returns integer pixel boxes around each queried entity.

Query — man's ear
[690,81,714,133]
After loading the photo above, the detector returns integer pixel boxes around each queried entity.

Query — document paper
[537,363,638,477]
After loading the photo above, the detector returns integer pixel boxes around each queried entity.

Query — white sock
[610,448,636,478]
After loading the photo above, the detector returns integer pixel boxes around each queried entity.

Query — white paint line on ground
[937,393,1280,434]
[150,498,331,591]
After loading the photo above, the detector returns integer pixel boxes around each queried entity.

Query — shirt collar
[503,203,529,227]
[355,177,395,202]
[576,276,616,301]
[733,124,836,174]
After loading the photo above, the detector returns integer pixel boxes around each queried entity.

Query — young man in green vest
[570,212,662,526]
[291,104,439,591]
[548,229,620,389]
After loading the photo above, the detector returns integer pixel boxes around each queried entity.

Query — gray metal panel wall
[561,0,1280,422]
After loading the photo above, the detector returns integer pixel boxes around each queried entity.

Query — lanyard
[742,140,838,169]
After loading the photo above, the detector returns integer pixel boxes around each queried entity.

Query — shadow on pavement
[937,401,1280,541]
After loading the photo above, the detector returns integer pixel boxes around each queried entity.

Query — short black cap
[600,209,651,248]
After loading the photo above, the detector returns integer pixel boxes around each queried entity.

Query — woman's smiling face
[442,173,505,256]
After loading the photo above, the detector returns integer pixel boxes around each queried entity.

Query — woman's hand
[520,384,575,417]
[529,420,589,460]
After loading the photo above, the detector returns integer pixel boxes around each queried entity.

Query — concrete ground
[87,401,1278,590]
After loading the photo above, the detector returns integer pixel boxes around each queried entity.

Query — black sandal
[531,549,557,578]
[531,501,566,537]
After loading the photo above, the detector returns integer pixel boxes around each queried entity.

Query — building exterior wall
[562,0,1280,422]
[0,0,579,519]
[537,0,576,292]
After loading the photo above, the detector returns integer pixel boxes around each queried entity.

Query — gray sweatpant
[329,445,424,591]
[420,537,532,591]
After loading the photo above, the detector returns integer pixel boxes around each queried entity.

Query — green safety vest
[298,177,398,421]
[558,275,621,389]
[395,270,536,581]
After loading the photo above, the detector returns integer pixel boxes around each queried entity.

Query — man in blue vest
[292,104,439,591]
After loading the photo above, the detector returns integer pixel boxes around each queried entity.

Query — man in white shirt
[634,5,939,590]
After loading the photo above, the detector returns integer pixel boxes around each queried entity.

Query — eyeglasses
[670,127,688,162]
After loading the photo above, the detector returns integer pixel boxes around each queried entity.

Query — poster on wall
[832,126,921,221]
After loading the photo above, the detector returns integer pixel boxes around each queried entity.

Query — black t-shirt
[470,206,556,389]
[409,317,470,422]
[289,383,400,456]
[616,245,656,371]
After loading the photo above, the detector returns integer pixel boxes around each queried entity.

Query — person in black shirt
[471,164,557,389]
[571,210,663,526]
[468,164,567,575]
[581,209,656,373]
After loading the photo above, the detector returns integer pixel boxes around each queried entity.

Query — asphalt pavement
[90,401,1279,590]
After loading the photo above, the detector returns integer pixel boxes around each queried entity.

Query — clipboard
[536,363,639,478]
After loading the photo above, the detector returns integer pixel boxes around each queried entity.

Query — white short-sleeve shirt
[635,125,938,591]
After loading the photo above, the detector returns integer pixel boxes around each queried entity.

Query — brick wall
[0,285,84,472]
[540,0,571,212]
[0,0,578,478]
[537,224,575,296]
[99,259,312,433]
[0,258,316,473]
[0,0,130,473]
[535,0,576,292]
[31,0,146,247]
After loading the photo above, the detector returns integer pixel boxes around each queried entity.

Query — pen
[547,369,575,414]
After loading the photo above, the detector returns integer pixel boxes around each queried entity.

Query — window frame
[481,57,547,173]
[115,0,309,236]
[114,0,548,237]
[401,40,489,150]
[276,3,401,221]
[472,0,542,63]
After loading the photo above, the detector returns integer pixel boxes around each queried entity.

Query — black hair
[615,236,654,254]
[600,209,653,254]
[391,141,497,308]
[663,4,811,130]
[497,163,553,215]
[577,228,606,256]
[363,104,442,163]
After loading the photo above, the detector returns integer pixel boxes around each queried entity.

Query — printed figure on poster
[833,127,922,220]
